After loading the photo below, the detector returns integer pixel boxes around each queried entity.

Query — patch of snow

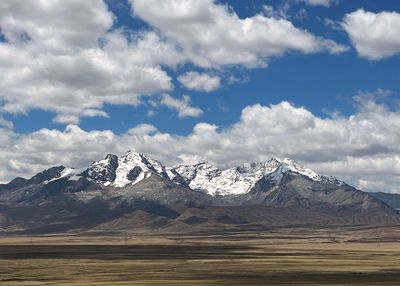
[112,151,164,187]
[45,167,84,184]
[172,157,322,196]
[172,159,282,196]
[166,169,176,180]
[72,190,104,202]
[39,151,333,199]
[131,171,145,185]
[281,158,321,181]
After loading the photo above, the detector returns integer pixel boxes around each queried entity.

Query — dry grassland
[1,226,400,285]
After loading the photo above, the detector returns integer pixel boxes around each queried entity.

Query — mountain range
[0,151,398,234]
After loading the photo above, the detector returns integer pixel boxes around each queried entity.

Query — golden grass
[1,226,400,285]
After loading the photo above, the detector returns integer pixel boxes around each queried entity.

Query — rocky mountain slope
[370,192,400,210]
[0,151,398,234]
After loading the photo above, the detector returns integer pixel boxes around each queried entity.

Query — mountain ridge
[7,151,344,197]
[0,151,398,234]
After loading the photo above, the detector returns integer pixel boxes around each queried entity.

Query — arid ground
[1,226,400,285]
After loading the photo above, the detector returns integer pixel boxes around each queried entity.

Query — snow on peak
[41,152,325,196]
[280,158,321,181]
[45,151,169,188]
[85,153,119,184]
[112,151,166,187]
[236,158,282,174]
[45,167,75,184]
[171,157,322,196]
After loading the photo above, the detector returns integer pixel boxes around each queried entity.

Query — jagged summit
[236,158,281,173]
[16,151,338,197]
[63,151,170,188]
[172,157,324,196]
[280,158,321,181]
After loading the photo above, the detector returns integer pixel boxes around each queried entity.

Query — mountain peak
[269,157,282,163]
[280,158,321,181]
[4,151,398,232]
[172,157,322,196]
[193,160,216,168]
[121,150,142,158]
[24,153,323,196]
[29,165,67,184]
[237,158,281,174]
[97,151,165,187]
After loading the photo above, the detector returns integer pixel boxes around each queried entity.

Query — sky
[0,0,399,193]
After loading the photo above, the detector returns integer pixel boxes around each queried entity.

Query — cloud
[0,0,113,51]
[0,1,395,195]
[1,91,400,194]
[0,0,182,124]
[262,4,291,20]
[178,71,221,92]
[342,9,400,60]
[301,0,336,7]
[0,115,13,129]
[130,0,348,68]
[0,0,349,124]
[159,94,203,118]
[0,31,176,123]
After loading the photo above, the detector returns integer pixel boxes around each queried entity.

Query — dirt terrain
[1,226,400,285]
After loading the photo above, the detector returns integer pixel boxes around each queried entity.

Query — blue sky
[3,0,399,136]
[0,0,400,193]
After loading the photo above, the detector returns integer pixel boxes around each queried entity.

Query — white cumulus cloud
[0,0,350,123]
[178,72,221,92]
[0,1,182,124]
[130,0,348,68]
[301,0,336,7]
[342,9,400,60]
[0,0,113,51]
[160,94,203,118]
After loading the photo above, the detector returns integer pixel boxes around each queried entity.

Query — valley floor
[1,226,400,285]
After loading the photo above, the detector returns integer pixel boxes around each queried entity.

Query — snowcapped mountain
[170,157,324,196]
[40,151,185,189]
[84,151,168,187]
[0,151,398,234]
[39,151,329,197]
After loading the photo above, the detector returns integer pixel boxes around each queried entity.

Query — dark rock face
[127,166,143,182]
[0,154,399,235]
[4,177,29,189]
[29,166,66,185]
[242,172,389,213]
[82,154,119,183]
[168,169,189,187]
[138,154,157,173]
[370,192,400,210]
[249,176,277,194]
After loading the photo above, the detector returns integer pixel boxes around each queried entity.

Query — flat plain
[1,226,400,285]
